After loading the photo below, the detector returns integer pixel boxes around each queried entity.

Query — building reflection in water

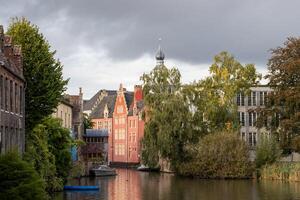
[54,169,300,200]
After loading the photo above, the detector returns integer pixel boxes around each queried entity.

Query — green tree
[178,131,253,178]
[261,37,300,153]
[83,113,94,133]
[199,51,261,132]
[141,65,203,170]
[255,135,281,168]
[24,117,73,192]
[7,17,68,132]
[0,152,48,200]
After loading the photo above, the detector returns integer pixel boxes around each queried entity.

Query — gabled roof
[124,92,134,111]
[90,94,116,119]
[83,90,117,111]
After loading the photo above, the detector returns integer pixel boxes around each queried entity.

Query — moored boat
[90,165,117,176]
[137,164,160,172]
[63,185,99,190]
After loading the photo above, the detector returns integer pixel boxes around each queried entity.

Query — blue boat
[63,185,99,190]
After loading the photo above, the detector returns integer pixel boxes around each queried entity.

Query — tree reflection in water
[52,169,300,200]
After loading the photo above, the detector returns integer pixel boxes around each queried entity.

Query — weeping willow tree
[141,65,204,170]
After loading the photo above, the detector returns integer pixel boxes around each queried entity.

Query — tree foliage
[255,135,281,168]
[83,113,94,132]
[7,17,68,132]
[141,65,204,169]
[260,37,300,153]
[199,51,261,132]
[0,152,48,200]
[24,117,73,192]
[178,132,253,178]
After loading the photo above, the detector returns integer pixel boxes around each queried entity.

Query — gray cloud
[2,0,300,64]
[1,0,299,97]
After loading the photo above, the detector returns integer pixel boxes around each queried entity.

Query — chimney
[79,87,82,94]
[134,85,143,102]
[13,45,23,73]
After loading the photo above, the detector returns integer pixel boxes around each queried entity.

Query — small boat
[137,164,160,172]
[63,185,99,190]
[90,165,117,176]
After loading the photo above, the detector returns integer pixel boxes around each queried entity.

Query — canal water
[53,169,300,200]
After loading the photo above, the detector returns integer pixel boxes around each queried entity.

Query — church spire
[155,38,165,65]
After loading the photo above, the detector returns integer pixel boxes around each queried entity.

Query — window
[20,86,23,114]
[5,78,8,110]
[0,75,3,109]
[114,129,118,140]
[239,112,245,126]
[237,93,241,106]
[241,92,245,106]
[117,106,123,114]
[241,132,246,141]
[249,112,257,127]
[15,83,18,113]
[248,132,257,146]
[252,92,256,106]
[115,118,118,125]
[119,129,125,139]
[248,93,251,106]
[115,144,125,155]
[10,80,13,112]
[260,91,268,106]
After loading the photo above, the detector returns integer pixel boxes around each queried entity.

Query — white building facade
[237,86,272,148]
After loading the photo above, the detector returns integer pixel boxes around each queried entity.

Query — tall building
[84,85,144,165]
[237,86,272,147]
[0,25,26,154]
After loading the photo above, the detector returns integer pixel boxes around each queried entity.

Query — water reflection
[53,169,300,200]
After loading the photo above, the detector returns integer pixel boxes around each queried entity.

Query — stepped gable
[90,94,117,119]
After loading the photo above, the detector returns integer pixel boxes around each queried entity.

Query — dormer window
[133,107,137,115]
[104,111,108,118]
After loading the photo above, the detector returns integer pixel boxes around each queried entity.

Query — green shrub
[178,132,253,178]
[255,135,281,168]
[0,152,48,200]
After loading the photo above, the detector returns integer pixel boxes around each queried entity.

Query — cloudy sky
[1,0,300,99]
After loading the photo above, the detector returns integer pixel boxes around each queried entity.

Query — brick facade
[0,25,25,154]
[84,84,144,165]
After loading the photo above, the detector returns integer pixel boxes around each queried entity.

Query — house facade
[0,25,26,154]
[84,85,144,165]
[237,86,273,147]
[81,129,108,163]
[52,98,73,129]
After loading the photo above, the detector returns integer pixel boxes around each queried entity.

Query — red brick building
[83,84,144,165]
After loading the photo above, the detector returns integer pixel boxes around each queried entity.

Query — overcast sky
[1,0,300,99]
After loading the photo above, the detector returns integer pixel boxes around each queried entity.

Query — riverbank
[260,162,300,182]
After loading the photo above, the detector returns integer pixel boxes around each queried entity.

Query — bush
[178,132,253,178]
[0,152,48,200]
[255,134,281,168]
